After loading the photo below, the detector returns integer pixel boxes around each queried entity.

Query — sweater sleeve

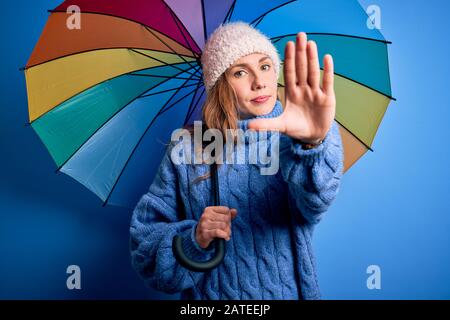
[279,120,344,225]
[129,145,215,294]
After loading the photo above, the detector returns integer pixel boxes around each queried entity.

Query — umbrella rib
[143,25,199,72]
[23,46,198,71]
[385,41,394,101]
[250,0,297,26]
[163,3,202,59]
[157,81,200,116]
[157,91,195,119]
[223,0,237,23]
[102,69,202,206]
[334,71,396,101]
[334,118,374,152]
[270,32,392,44]
[201,0,208,43]
[253,15,265,27]
[186,82,205,123]
[128,48,201,79]
[46,10,200,57]
[127,73,195,81]
[248,2,392,44]
[139,83,199,98]
[53,67,198,174]
[278,62,396,101]
[217,3,393,45]
[327,72,393,102]
[272,33,396,100]
[149,67,200,117]
[27,61,195,126]
[161,77,201,126]
[184,86,206,126]
[167,14,202,80]
[360,5,395,102]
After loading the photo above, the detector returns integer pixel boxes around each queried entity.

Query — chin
[252,104,275,116]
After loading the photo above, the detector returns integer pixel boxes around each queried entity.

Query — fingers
[284,41,296,94]
[204,220,228,231]
[307,40,320,89]
[286,32,330,92]
[198,227,230,242]
[203,207,238,223]
[199,209,238,242]
[295,32,308,86]
[206,229,230,241]
[211,206,233,215]
[247,116,286,133]
[322,54,334,94]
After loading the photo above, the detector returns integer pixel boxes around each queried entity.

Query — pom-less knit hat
[201,22,280,91]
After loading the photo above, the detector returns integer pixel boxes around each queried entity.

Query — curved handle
[172,161,224,272]
[172,236,225,272]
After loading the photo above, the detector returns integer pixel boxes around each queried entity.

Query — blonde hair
[187,73,238,184]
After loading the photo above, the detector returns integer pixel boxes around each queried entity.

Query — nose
[252,73,266,90]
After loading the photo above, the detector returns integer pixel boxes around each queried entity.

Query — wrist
[294,137,324,150]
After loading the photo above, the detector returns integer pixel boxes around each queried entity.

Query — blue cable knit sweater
[130,101,344,300]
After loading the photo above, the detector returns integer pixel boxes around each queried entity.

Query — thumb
[230,209,238,219]
[247,116,285,132]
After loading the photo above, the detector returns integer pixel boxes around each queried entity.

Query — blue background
[1,0,449,299]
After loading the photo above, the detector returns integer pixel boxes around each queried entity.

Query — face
[225,53,278,119]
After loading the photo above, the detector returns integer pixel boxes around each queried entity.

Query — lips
[251,95,270,103]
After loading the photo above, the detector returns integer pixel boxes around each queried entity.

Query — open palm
[248,32,336,144]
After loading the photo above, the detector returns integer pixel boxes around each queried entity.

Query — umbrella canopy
[24,0,394,208]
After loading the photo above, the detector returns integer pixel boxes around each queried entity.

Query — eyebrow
[230,56,271,69]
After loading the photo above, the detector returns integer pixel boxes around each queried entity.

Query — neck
[237,100,283,131]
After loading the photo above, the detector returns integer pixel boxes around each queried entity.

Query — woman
[130,22,343,300]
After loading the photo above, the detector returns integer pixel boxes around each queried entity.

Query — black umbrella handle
[172,162,225,272]
[172,236,225,272]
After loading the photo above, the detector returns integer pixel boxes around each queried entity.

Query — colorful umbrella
[24,0,394,209]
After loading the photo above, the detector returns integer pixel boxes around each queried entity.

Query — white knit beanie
[201,22,280,91]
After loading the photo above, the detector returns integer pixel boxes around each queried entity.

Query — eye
[261,64,271,71]
[233,70,247,78]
